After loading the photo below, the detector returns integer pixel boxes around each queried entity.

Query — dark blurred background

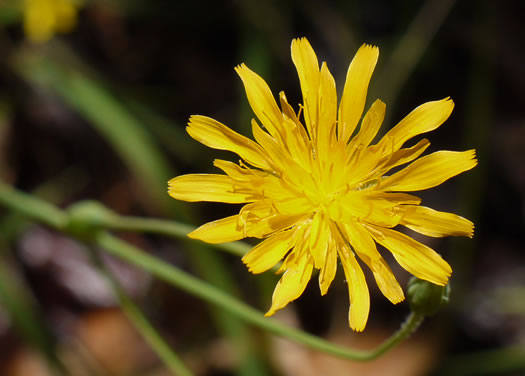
[0,0,524,375]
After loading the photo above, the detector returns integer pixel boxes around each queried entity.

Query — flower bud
[407,277,450,316]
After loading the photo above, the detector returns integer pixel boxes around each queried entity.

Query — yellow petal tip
[186,230,199,239]
[264,310,275,317]
[392,296,405,305]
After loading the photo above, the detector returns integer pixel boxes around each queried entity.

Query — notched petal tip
[391,295,405,305]
[467,222,475,238]
[234,62,248,71]
[234,63,251,80]
[186,114,211,130]
[291,36,311,47]
[349,307,368,332]
[436,96,455,117]
[468,148,478,165]
[359,43,380,53]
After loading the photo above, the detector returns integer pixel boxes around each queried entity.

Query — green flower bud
[66,201,115,240]
[407,277,450,316]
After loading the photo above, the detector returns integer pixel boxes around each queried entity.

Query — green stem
[0,181,67,230]
[87,246,193,376]
[0,183,423,361]
[95,231,422,361]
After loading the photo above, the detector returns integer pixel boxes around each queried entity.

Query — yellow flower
[23,0,79,43]
[168,37,477,331]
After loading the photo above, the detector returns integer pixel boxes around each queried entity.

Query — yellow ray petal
[265,251,314,316]
[359,139,430,187]
[291,37,320,137]
[245,213,306,239]
[319,234,337,295]
[367,225,452,285]
[279,91,300,123]
[235,64,284,141]
[309,211,330,268]
[317,62,337,161]
[338,44,379,143]
[238,200,273,227]
[187,115,273,171]
[348,99,385,152]
[361,191,422,205]
[379,98,454,152]
[278,92,313,157]
[338,245,370,331]
[377,138,431,173]
[168,174,256,203]
[380,150,477,192]
[213,159,265,183]
[338,191,404,228]
[242,229,295,274]
[251,118,293,173]
[279,92,313,158]
[188,215,244,243]
[401,206,474,238]
[280,117,313,172]
[276,224,309,273]
[342,222,404,304]
[273,197,315,216]
[344,139,390,188]
[371,258,405,304]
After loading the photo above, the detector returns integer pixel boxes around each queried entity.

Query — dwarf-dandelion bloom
[168,37,477,331]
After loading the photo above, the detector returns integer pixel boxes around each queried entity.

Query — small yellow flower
[23,0,79,43]
[169,37,477,331]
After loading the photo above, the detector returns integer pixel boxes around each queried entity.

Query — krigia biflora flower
[168,37,477,331]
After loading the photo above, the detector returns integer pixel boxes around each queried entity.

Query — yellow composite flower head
[23,0,79,43]
[168,37,477,331]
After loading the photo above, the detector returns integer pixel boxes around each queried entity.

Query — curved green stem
[95,231,422,361]
[0,181,251,257]
[0,182,424,361]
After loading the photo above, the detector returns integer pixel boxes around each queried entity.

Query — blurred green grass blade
[118,95,200,166]
[371,0,456,125]
[10,50,179,213]
[0,257,67,376]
